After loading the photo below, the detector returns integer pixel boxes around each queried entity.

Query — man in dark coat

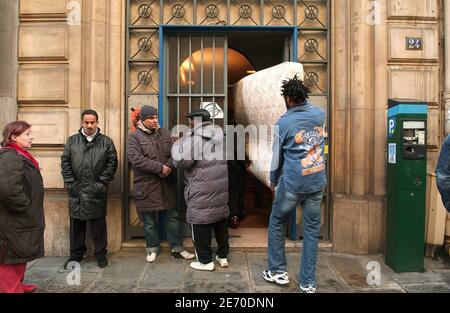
[61,109,118,268]
[172,109,230,271]
[127,105,194,263]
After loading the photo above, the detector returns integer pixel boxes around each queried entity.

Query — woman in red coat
[0,121,45,293]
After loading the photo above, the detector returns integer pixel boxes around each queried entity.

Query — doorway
[164,27,294,243]
[226,31,289,240]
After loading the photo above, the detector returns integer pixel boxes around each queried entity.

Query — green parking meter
[386,99,427,272]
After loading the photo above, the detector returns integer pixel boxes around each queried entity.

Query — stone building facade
[0,0,449,256]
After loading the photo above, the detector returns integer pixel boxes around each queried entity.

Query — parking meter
[386,99,427,272]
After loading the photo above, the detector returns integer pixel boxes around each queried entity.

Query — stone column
[445,0,450,135]
[82,0,125,252]
[331,0,386,254]
[0,0,18,131]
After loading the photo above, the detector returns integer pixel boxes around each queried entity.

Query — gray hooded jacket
[172,122,229,225]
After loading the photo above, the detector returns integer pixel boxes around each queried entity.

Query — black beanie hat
[140,105,158,122]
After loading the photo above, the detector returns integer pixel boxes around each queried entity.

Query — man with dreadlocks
[262,74,327,293]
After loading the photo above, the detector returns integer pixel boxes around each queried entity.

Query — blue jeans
[267,183,323,288]
[140,208,184,253]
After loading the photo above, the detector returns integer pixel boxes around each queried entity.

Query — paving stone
[391,270,445,285]
[25,250,450,294]
[29,257,66,269]
[316,266,351,293]
[330,253,401,289]
[186,269,247,283]
[353,286,406,293]
[424,257,450,272]
[135,288,186,293]
[185,279,251,293]
[84,251,148,292]
[38,271,98,293]
[24,267,60,286]
[286,252,330,282]
[140,263,186,289]
[365,254,448,285]
[225,252,248,268]
[327,254,369,288]
[104,253,147,278]
[55,257,104,274]
[84,281,138,293]
[253,286,297,293]
[360,255,402,288]
[185,270,251,292]
[401,283,450,293]
[438,271,450,284]
[246,253,271,288]
[247,253,298,292]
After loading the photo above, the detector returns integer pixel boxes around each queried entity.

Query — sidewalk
[24,248,450,293]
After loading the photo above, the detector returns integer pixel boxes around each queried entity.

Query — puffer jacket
[61,129,118,220]
[127,121,176,213]
[0,148,45,264]
[172,122,229,225]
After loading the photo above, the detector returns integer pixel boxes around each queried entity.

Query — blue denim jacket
[436,135,450,213]
[270,101,327,194]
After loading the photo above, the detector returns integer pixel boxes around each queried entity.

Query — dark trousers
[228,161,245,217]
[191,218,229,264]
[70,217,107,258]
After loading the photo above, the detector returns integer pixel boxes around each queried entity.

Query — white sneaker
[262,270,290,285]
[300,285,316,294]
[215,255,229,268]
[190,261,215,271]
[146,252,157,263]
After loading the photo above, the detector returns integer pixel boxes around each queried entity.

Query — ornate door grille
[125,0,331,241]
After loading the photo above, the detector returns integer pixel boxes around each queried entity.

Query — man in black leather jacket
[61,109,118,269]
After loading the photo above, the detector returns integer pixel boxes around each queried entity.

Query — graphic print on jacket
[294,126,325,176]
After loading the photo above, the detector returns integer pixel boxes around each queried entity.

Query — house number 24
[406,37,423,51]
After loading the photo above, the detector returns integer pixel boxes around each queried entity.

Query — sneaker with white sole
[215,255,229,268]
[172,250,195,260]
[146,252,157,263]
[300,285,316,294]
[262,270,290,285]
[190,261,215,271]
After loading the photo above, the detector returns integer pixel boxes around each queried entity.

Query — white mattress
[233,62,304,187]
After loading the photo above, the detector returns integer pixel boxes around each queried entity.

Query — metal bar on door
[212,35,216,124]
[177,35,181,127]
[201,35,204,107]
[189,35,192,111]
[224,34,228,130]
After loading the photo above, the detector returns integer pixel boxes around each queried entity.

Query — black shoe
[96,254,108,268]
[171,250,195,260]
[63,256,83,270]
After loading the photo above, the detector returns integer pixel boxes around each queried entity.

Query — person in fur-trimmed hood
[172,109,230,272]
